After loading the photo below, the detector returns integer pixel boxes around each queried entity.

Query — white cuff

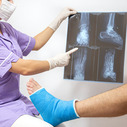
[73,99,80,117]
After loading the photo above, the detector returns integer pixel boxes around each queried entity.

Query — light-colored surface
[11,115,53,127]
[9,0,127,127]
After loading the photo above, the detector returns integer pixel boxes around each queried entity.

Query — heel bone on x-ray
[64,12,126,83]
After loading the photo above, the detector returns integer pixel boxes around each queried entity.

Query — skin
[9,26,55,75]
[27,78,127,117]
[75,84,127,117]
[10,28,54,75]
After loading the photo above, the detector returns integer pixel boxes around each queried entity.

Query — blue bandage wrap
[30,88,79,126]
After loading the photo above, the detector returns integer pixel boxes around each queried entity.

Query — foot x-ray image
[64,12,126,83]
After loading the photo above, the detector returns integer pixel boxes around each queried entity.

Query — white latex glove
[49,7,77,31]
[47,48,78,70]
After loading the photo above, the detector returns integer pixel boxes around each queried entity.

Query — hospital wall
[9,0,127,127]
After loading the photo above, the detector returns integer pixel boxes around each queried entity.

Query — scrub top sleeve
[0,43,20,78]
[15,30,36,56]
[1,22,35,56]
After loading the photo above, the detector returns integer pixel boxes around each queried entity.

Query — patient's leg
[26,78,79,127]
[26,78,127,126]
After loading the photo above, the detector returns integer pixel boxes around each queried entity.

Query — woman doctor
[0,0,77,127]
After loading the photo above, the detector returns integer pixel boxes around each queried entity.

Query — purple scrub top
[0,22,39,127]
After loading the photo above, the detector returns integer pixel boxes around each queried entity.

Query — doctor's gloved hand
[49,7,77,31]
[47,48,78,70]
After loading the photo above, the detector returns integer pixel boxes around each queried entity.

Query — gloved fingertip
[69,11,77,15]
[67,7,77,12]
[74,10,78,13]
[67,54,71,59]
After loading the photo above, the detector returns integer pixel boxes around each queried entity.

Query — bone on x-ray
[64,12,126,83]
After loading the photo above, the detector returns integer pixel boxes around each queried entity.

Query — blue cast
[30,88,79,126]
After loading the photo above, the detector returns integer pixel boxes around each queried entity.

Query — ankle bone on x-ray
[76,13,89,46]
[73,49,87,80]
[100,13,123,46]
[103,49,116,81]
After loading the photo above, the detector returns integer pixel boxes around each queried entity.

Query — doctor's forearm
[75,84,127,117]
[33,27,54,50]
[10,58,50,75]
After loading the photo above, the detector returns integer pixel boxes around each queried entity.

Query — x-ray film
[64,12,126,83]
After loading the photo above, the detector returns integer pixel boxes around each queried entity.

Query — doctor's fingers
[64,7,77,13]
[66,48,78,55]
[67,10,77,16]
[60,7,77,18]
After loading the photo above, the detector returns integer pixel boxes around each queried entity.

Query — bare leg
[75,84,127,117]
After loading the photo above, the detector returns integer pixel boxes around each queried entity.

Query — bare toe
[28,90,33,95]
[31,78,41,87]
[26,82,33,88]
[27,78,42,95]
[27,85,33,95]
[29,78,34,83]
[30,78,42,89]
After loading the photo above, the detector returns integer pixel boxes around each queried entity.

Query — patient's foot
[26,78,42,95]
[26,78,79,126]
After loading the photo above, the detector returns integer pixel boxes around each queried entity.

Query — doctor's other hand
[49,7,77,31]
[58,7,77,21]
[47,48,78,70]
